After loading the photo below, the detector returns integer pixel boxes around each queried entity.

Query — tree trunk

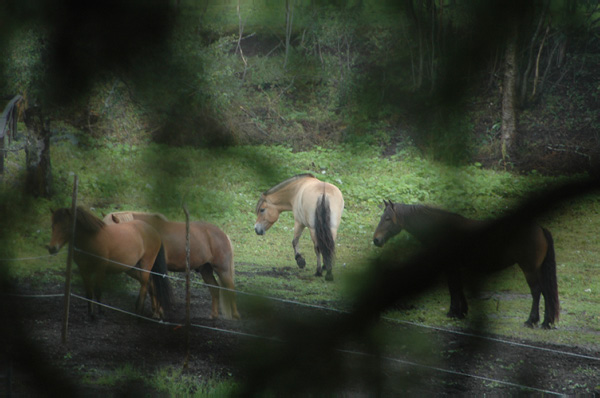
[284,0,294,70]
[24,106,52,198]
[501,24,518,162]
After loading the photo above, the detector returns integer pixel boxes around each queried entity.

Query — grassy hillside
[2,140,598,351]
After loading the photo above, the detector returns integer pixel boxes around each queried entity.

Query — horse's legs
[199,264,221,319]
[79,267,96,318]
[527,285,542,328]
[523,270,541,327]
[147,278,163,319]
[307,228,323,277]
[540,291,553,329]
[292,222,306,268]
[94,266,108,316]
[134,268,150,316]
[216,268,241,320]
[446,268,468,319]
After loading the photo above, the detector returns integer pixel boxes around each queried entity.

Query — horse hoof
[446,311,465,319]
[295,255,306,268]
[541,323,552,330]
[315,271,322,277]
[325,273,334,282]
[524,321,534,328]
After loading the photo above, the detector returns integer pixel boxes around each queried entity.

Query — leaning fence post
[183,203,191,369]
[61,174,78,345]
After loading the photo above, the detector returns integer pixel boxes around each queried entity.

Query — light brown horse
[104,211,240,320]
[254,173,344,281]
[47,207,171,319]
[373,201,559,329]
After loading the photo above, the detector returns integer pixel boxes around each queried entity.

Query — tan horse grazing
[47,207,171,319]
[373,201,559,329]
[254,173,344,281]
[104,211,240,320]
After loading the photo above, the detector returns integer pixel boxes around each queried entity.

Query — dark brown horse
[104,211,240,320]
[47,207,171,319]
[373,201,559,329]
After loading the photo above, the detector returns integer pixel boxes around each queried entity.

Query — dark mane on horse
[264,173,316,196]
[55,207,105,233]
[394,203,465,219]
[256,173,316,214]
[401,204,465,221]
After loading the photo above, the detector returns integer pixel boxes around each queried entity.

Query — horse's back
[295,179,344,228]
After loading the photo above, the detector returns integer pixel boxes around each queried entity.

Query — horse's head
[373,200,404,247]
[47,208,70,254]
[254,195,280,235]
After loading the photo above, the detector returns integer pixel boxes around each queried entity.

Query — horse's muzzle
[254,224,265,235]
[46,244,60,254]
[373,237,384,247]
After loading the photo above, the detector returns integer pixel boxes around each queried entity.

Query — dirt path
[2,276,599,396]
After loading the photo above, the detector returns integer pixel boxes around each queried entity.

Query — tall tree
[284,0,295,70]
[501,22,518,160]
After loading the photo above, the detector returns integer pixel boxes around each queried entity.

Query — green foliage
[2,27,43,95]
[84,364,237,397]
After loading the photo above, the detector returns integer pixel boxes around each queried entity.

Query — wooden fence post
[61,175,78,345]
[183,203,191,369]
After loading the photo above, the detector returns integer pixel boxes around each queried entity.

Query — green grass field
[2,141,598,350]
[1,141,599,396]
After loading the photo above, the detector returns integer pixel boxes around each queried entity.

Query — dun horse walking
[105,211,240,320]
[47,207,172,319]
[254,173,344,281]
[373,201,559,329]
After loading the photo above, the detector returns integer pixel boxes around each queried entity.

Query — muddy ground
[2,270,599,397]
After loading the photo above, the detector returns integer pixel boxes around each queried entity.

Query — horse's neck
[72,222,98,249]
[267,182,302,211]
[402,206,428,240]
[403,206,450,242]
[403,206,477,243]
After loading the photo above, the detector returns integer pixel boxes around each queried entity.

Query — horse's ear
[111,214,120,223]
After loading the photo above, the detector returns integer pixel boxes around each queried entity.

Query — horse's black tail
[151,244,172,311]
[315,194,335,277]
[541,227,559,324]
